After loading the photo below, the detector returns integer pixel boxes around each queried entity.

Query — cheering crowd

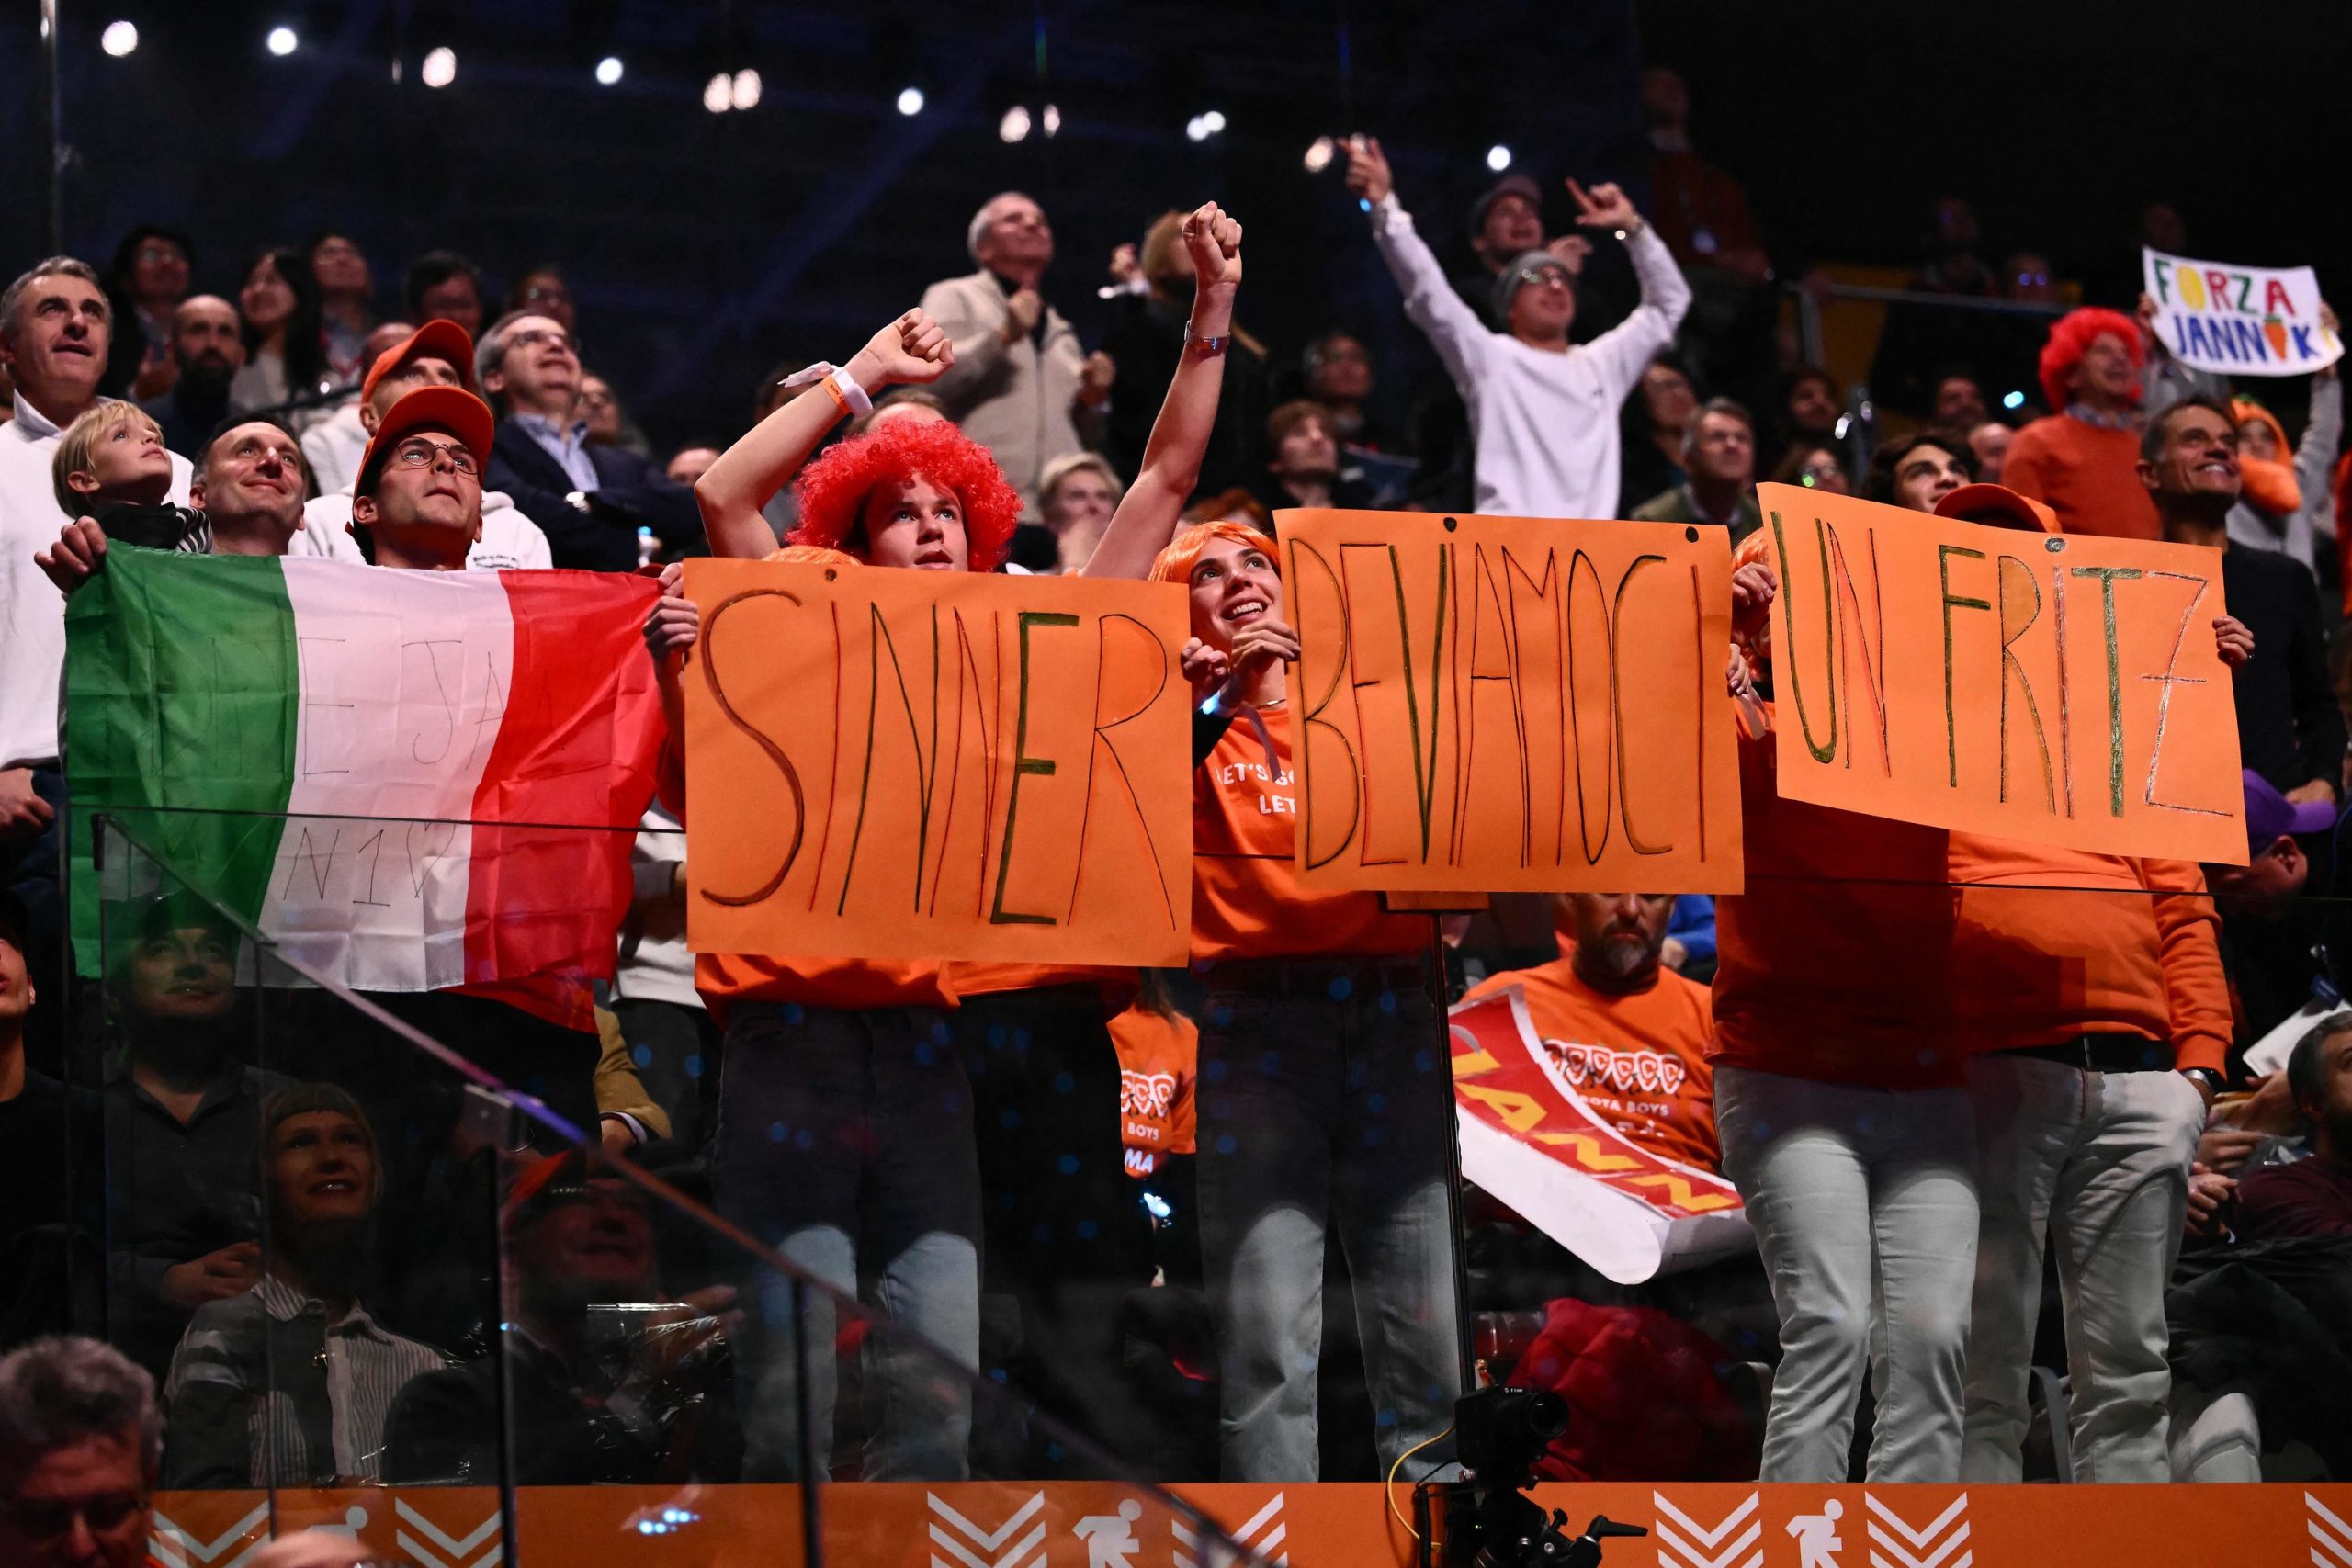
[5,72,2352,1555]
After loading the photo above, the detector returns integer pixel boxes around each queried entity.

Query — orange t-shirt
[1463,956,1720,1173]
[695,953,954,1020]
[949,962,1140,1008]
[1190,714,1426,962]
[1108,1002,1197,1179]
[1711,711,1962,1089]
[1948,835,2230,1073]
[2002,414,2160,540]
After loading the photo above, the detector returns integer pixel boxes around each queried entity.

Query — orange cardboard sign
[680,559,1193,963]
[1275,508,1744,894]
[1757,484,2247,863]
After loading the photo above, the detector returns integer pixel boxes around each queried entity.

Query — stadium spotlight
[266,25,298,56]
[897,86,925,116]
[999,104,1033,142]
[422,47,456,88]
[595,55,624,85]
[101,19,138,56]
[1487,143,1512,172]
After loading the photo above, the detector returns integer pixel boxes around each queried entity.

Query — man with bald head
[920,191,1091,515]
[138,296,244,456]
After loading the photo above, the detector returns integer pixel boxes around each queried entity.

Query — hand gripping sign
[680,558,1193,964]
[1274,507,1745,894]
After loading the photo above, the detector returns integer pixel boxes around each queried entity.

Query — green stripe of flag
[65,547,299,975]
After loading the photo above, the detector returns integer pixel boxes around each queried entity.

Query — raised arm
[1345,136,1494,391]
[693,310,953,559]
[1081,203,1244,581]
[1572,179,1695,404]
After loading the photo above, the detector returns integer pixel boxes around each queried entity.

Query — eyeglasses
[508,327,573,355]
[392,437,481,478]
[1515,266,1571,288]
[1802,458,1843,481]
[135,243,182,265]
[6,1490,148,1540]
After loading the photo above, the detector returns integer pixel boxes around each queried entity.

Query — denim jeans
[1713,1066,1977,1483]
[1961,1052,2204,1482]
[1193,963,1462,1481]
[713,1001,981,1482]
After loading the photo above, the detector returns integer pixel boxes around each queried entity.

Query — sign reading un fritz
[2143,246,2343,378]
[1757,485,2248,864]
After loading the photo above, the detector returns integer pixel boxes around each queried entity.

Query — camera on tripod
[1415,1386,1646,1568]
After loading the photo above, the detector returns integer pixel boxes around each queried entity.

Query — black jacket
[485,422,702,571]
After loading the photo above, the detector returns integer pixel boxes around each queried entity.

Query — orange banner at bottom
[151,1480,2349,1567]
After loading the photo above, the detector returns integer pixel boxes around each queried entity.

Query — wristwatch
[565,490,592,514]
[2180,1067,2224,1096]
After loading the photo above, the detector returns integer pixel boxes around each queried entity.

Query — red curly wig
[788,420,1023,571]
[1147,518,1276,585]
[2038,307,2143,413]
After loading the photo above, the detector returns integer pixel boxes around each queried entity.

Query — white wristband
[829,365,875,418]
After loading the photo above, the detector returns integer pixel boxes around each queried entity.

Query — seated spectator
[1301,330,1399,453]
[1767,439,1850,496]
[1036,451,1122,574]
[307,231,377,388]
[1865,426,1975,512]
[1767,365,1839,457]
[1932,369,1988,430]
[2227,325,2339,578]
[1349,136,1690,522]
[401,250,485,337]
[1100,209,1267,502]
[1256,400,1373,515]
[384,1155,740,1484]
[99,892,285,1377]
[99,225,192,401]
[506,265,576,335]
[1463,892,1717,1173]
[300,320,414,494]
[925,192,1111,515]
[579,371,623,443]
[2144,395,2343,805]
[664,444,721,489]
[1965,419,2012,485]
[228,247,326,414]
[161,1086,444,1486]
[0,1335,159,1568]
[2236,1013,2352,1238]
[1664,894,1717,981]
[1632,396,1759,539]
[2004,307,2158,538]
[479,310,697,568]
[136,296,245,457]
[1619,354,1698,514]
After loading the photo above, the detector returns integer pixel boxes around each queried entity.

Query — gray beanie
[1492,251,1572,324]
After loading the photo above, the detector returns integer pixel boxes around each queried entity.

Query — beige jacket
[917,269,1086,515]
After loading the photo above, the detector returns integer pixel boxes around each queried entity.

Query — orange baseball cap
[1934,482,2059,535]
[358,318,480,407]
[355,385,496,496]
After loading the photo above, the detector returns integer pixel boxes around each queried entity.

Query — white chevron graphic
[1173,1492,1287,1568]
[928,1491,1047,1568]
[393,1497,503,1568]
[2309,1491,2352,1568]
[1865,1493,1970,1568]
[1650,1491,1761,1568]
[151,1504,271,1568]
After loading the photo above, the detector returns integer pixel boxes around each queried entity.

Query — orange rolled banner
[1756,483,2247,863]
[680,558,1193,963]
[1274,508,1744,894]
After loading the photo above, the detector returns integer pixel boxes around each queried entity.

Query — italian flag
[66,548,665,998]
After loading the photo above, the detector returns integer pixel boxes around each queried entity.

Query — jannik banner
[2143,246,2343,378]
